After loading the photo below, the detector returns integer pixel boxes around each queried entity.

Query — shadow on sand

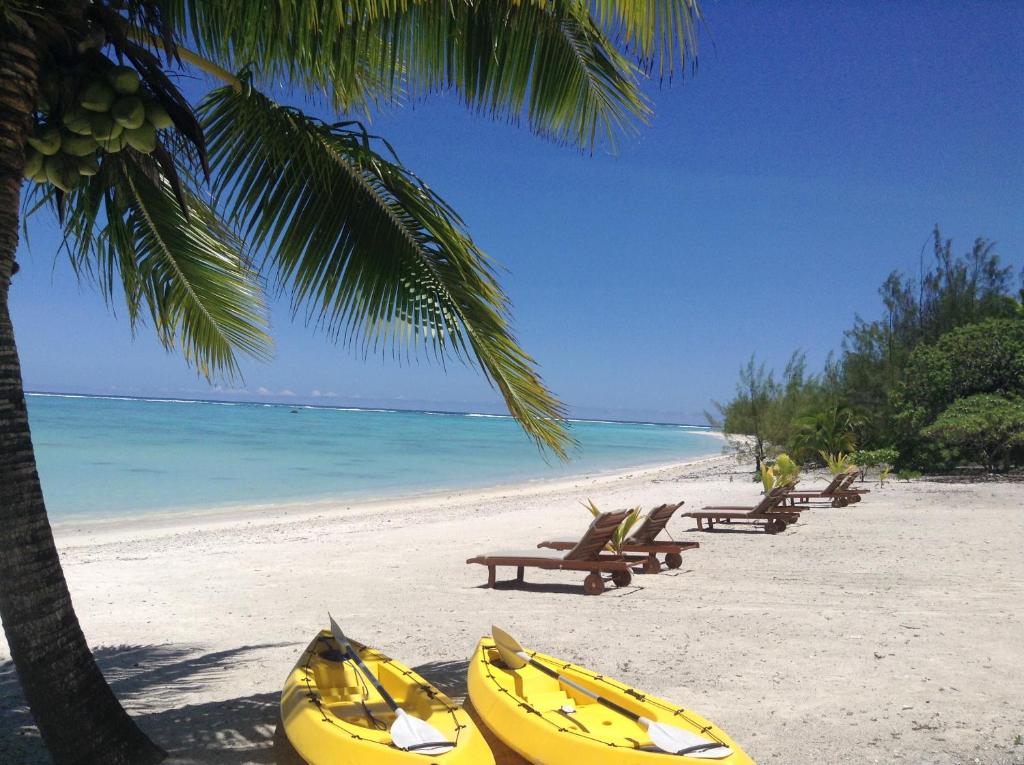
[1,642,304,765]
[2,644,530,764]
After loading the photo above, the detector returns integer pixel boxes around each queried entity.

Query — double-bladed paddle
[491,626,732,759]
[328,614,454,755]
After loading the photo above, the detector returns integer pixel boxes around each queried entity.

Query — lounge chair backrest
[839,471,857,490]
[754,485,790,513]
[625,502,683,545]
[822,473,846,493]
[563,509,631,561]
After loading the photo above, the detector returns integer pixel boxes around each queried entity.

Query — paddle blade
[391,709,455,755]
[646,720,732,759]
[491,626,528,669]
[328,613,348,651]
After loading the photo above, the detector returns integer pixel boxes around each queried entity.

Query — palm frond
[200,83,571,455]
[591,0,703,78]
[36,152,271,379]
[167,0,649,149]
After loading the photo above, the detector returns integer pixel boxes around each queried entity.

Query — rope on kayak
[301,637,464,750]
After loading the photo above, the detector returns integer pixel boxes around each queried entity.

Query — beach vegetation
[758,453,799,492]
[792,405,860,461]
[0,2,704,763]
[709,352,819,472]
[582,500,642,553]
[819,451,854,476]
[895,469,923,481]
[841,228,1019,447]
[920,394,1024,472]
[716,229,1023,475]
[850,448,899,483]
[890,319,1024,463]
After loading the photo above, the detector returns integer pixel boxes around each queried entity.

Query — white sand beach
[2,455,1022,764]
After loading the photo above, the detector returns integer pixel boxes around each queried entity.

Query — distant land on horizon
[25,389,715,430]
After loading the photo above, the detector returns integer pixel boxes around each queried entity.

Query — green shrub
[920,394,1024,471]
[892,319,1024,436]
[850,447,900,482]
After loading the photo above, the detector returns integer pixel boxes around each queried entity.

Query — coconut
[124,122,157,153]
[76,155,100,177]
[106,65,141,95]
[80,81,115,112]
[23,149,44,179]
[27,125,61,156]
[63,108,93,136]
[144,101,173,130]
[61,131,99,157]
[111,96,146,129]
[98,130,128,154]
[89,112,122,141]
[44,154,79,192]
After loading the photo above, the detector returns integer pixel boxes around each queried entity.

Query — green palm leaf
[592,0,703,77]
[48,155,271,379]
[201,83,571,455]
[168,0,649,148]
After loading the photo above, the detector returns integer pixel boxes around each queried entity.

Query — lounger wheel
[766,518,786,534]
[665,552,683,569]
[611,569,632,587]
[643,557,661,575]
[583,572,606,595]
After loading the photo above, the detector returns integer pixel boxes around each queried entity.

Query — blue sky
[10,1,1024,424]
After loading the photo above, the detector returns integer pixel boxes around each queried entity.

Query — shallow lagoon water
[26,393,723,519]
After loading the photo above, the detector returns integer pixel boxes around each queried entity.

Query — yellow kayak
[467,636,755,764]
[281,630,495,765]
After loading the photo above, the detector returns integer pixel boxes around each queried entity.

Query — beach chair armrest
[537,540,576,551]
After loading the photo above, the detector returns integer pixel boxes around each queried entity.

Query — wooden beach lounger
[467,509,637,595]
[537,502,698,574]
[684,486,801,534]
[784,471,868,507]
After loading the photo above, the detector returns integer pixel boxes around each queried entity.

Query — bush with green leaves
[920,394,1024,471]
[760,453,800,491]
[850,447,900,480]
[893,319,1024,432]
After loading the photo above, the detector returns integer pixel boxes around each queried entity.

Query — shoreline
[51,451,737,540]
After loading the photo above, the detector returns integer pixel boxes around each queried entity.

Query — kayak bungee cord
[301,635,464,752]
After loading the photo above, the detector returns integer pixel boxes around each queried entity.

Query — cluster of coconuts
[24,64,173,192]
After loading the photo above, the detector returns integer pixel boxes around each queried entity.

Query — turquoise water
[25,393,722,519]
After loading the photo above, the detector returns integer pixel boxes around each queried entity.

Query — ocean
[25,393,723,520]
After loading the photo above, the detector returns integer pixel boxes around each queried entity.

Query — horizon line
[25,389,714,430]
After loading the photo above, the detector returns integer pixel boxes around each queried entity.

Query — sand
[2,455,1023,764]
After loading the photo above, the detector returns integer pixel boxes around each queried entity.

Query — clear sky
[10,1,1024,424]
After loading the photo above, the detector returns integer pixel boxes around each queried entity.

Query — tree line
[711,227,1024,474]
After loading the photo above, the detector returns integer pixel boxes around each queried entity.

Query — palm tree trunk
[0,28,165,765]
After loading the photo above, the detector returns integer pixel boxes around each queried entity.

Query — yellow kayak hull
[281,630,495,765]
[467,637,755,764]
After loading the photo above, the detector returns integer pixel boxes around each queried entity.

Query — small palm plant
[582,500,642,553]
[760,453,799,492]
[820,450,854,476]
